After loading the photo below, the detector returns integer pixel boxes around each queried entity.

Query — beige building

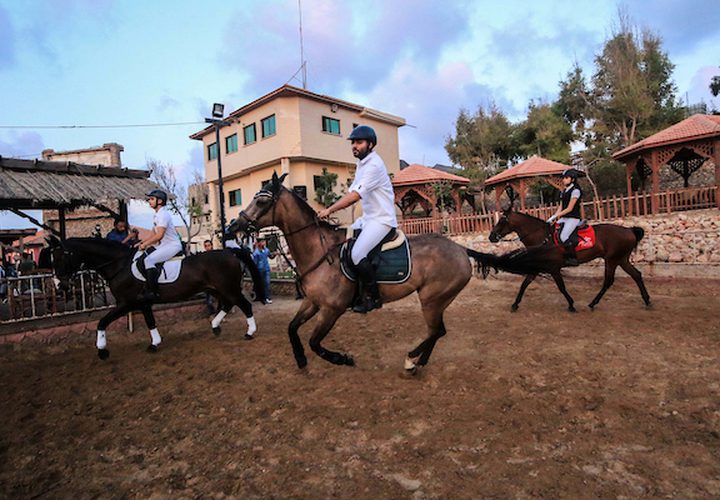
[190,85,405,236]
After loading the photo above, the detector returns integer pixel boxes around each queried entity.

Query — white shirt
[153,206,181,248]
[349,151,397,229]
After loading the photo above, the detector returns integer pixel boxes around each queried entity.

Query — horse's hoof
[296,356,308,369]
[146,344,159,353]
[510,304,519,313]
[244,333,254,341]
[97,348,110,360]
[568,306,577,313]
[212,326,221,336]
[645,301,652,309]
[588,304,595,311]
[344,355,355,367]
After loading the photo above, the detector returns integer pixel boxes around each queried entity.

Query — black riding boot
[352,258,382,313]
[140,266,161,301]
[563,240,579,267]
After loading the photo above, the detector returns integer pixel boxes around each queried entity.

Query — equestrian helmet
[146,189,168,204]
[561,168,580,179]
[347,125,377,146]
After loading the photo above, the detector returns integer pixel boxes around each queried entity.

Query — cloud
[218,0,472,97]
[157,95,181,114]
[0,132,45,158]
[0,5,16,70]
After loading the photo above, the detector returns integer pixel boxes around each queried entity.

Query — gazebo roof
[392,163,470,187]
[484,156,571,186]
[613,114,720,160]
[0,157,159,209]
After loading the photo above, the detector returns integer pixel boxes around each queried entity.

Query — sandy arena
[1,272,719,498]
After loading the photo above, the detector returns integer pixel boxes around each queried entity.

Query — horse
[46,236,264,359]
[488,206,651,311]
[227,172,549,374]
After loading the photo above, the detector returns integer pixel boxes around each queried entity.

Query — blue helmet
[146,189,168,204]
[561,168,580,179]
[347,125,377,146]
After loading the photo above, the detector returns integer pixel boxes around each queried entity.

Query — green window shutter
[225,134,238,153]
[207,143,218,160]
[244,124,256,145]
[261,115,276,138]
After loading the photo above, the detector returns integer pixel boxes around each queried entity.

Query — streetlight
[205,103,230,239]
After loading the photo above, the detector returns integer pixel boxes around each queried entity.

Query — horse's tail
[230,247,265,301]
[466,246,562,278]
[631,226,645,244]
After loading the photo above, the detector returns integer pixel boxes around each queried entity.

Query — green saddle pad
[340,239,412,284]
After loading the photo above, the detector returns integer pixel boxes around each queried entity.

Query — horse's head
[229,171,288,235]
[489,206,515,243]
[46,236,80,291]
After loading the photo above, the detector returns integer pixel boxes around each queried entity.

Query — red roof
[484,156,570,186]
[392,164,470,187]
[613,114,720,160]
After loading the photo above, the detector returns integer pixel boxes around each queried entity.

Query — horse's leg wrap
[96,330,107,350]
[211,310,227,329]
[149,328,161,346]
[246,316,257,336]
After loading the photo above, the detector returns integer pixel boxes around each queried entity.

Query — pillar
[714,139,720,209]
[650,150,660,214]
[626,161,634,216]
[207,181,220,245]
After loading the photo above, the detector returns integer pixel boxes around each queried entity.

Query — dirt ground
[1,272,719,498]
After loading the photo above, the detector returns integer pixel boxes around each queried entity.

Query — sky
[1,0,718,230]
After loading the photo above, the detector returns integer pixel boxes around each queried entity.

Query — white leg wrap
[246,316,257,336]
[150,328,161,346]
[404,357,416,371]
[96,330,107,350]
[211,310,227,329]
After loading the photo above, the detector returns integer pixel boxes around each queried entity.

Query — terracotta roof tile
[392,164,470,186]
[613,114,720,159]
[484,156,571,186]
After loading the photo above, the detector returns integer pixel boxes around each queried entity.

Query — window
[204,194,209,204]
[207,142,218,161]
[293,185,307,200]
[225,133,238,153]
[244,123,257,145]
[261,114,276,138]
[228,189,242,207]
[313,175,323,191]
[322,116,341,135]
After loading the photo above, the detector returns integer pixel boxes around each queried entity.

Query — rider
[547,168,582,266]
[136,189,182,300]
[317,125,397,313]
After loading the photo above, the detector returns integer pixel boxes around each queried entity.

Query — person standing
[252,237,274,304]
[106,219,138,246]
[136,189,182,301]
[547,168,583,266]
[317,125,397,313]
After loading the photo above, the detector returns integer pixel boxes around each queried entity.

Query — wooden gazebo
[0,157,159,240]
[484,156,575,210]
[612,114,720,213]
[392,164,470,217]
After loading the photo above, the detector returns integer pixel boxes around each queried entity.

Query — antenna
[298,0,307,89]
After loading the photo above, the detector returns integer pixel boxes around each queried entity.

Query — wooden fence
[400,186,717,236]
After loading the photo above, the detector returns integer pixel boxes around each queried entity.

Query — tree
[148,159,205,250]
[313,167,340,207]
[513,101,574,163]
[710,67,720,97]
[445,103,516,186]
[431,180,454,213]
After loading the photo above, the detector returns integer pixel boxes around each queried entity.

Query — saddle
[340,229,412,284]
[552,220,596,251]
[131,248,185,284]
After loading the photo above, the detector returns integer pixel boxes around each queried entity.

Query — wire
[0,121,205,130]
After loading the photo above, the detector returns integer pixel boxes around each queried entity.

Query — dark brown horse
[489,207,651,311]
[47,236,263,359]
[228,172,546,374]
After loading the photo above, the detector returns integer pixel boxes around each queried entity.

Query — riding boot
[352,258,382,313]
[139,266,161,301]
[563,240,579,267]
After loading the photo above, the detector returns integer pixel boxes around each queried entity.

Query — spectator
[106,219,138,246]
[18,252,36,275]
[252,236,274,304]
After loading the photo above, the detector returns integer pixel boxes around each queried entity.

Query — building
[40,143,128,237]
[190,85,405,234]
[182,182,214,252]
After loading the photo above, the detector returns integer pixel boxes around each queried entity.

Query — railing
[400,186,717,236]
[0,270,112,323]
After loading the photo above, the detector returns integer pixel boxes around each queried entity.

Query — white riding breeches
[144,244,182,270]
[558,217,581,243]
[351,220,394,265]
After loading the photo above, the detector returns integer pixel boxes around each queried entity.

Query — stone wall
[452,209,720,266]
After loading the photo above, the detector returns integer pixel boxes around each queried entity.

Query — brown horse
[489,206,651,311]
[228,173,537,373]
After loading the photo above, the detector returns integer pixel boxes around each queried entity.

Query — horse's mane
[66,237,135,257]
[512,210,546,225]
[284,187,344,233]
